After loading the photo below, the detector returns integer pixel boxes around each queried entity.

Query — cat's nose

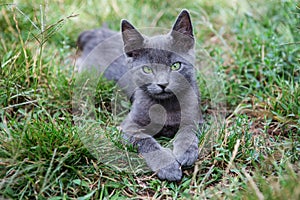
[157,82,169,90]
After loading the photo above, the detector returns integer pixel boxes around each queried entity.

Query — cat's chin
[149,92,175,100]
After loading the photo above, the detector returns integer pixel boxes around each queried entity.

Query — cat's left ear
[171,10,194,50]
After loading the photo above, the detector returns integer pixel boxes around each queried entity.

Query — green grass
[1,0,299,199]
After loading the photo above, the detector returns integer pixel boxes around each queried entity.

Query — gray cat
[77,10,202,181]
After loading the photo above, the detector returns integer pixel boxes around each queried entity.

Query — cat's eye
[142,66,152,74]
[170,62,181,71]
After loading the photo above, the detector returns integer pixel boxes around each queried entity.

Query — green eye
[170,62,181,71]
[142,66,152,74]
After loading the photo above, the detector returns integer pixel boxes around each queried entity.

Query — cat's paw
[157,160,182,181]
[142,148,182,181]
[176,145,198,167]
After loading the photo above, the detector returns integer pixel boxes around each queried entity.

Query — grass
[0,0,299,199]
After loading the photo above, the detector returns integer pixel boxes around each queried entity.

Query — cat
[76,10,203,181]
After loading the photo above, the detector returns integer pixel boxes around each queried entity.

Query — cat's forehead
[143,35,172,50]
[142,34,195,63]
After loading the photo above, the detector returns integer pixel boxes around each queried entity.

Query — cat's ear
[171,10,194,50]
[172,9,194,38]
[121,20,144,57]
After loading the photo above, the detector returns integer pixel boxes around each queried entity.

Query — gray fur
[77,10,202,181]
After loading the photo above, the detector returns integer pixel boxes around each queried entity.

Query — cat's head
[121,10,196,100]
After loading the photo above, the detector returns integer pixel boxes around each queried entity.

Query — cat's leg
[134,135,182,181]
[122,122,182,181]
[172,125,199,167]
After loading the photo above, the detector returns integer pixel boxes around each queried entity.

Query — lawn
[0,0,299,199]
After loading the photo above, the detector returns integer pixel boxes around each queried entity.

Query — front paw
[175,145,198,167]
[157,161,182,181]
[141,148,183,181]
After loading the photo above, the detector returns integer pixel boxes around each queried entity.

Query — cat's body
[77,10,202,181]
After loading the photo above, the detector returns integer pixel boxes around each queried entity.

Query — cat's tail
[77,25,116,54]
[76,24,128,82]
[77,30,93,53]
[76,25,122,72]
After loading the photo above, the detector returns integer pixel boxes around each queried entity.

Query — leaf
[72,179,90,188]
[77,190,97,200]
[48,197,63,200]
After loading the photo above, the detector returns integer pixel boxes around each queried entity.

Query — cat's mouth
[142,85,176,99]
[150,90,175,99]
